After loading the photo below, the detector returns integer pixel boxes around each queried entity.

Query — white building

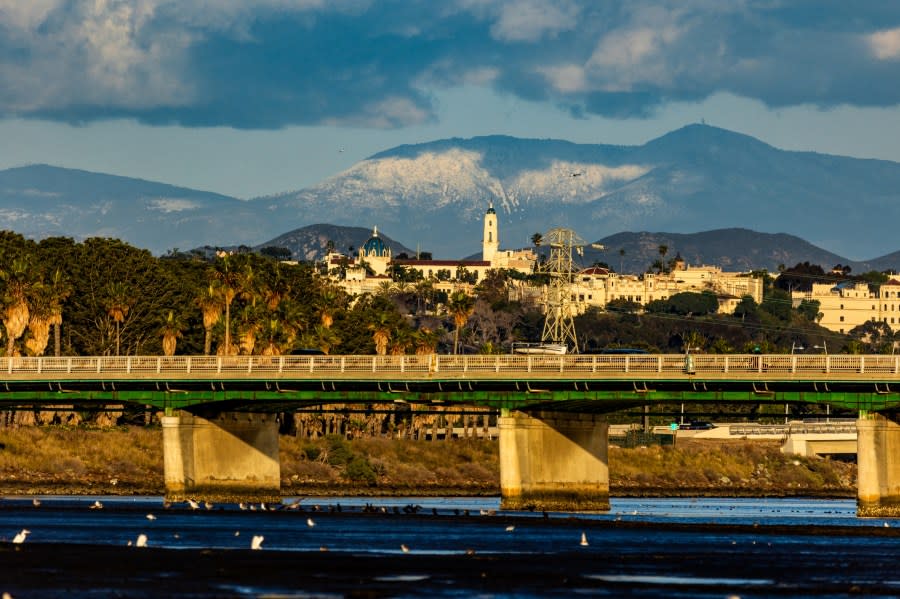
[326,207,537,296]
[792,279,900,334]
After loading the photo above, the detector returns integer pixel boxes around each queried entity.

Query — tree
[160,310,183,356]
[447,291,475,354]
[196,283,222,355]
[657,245,669,274]
[210,257,241,355]
[104,281,133,356]
[531,233,543,248]
[24,283,53,356]
[618,248,626,273]
[369,312,393,355]
[0,257,35,357]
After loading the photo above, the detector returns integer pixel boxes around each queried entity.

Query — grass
[0,427,856,497]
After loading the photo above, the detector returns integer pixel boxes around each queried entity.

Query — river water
[2,495,899,597]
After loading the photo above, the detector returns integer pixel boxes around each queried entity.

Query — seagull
[12,529,30,544]
[260,503,267,511]
[90,500,103,510]
[307,518,316,527]
[32,498,41,508]
[505,525,515,532]
[580,532,589,547]
[135,534,148,548]
[400,544,409,553]
[204,501,213,511]
[146,514,157,521]
[234,531,240,537]
[239,502,248,511]
[251,535,264,550]
[187,499,200,510]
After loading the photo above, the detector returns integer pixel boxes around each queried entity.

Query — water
[1,495,899,597]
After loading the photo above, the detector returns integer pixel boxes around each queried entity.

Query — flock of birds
[6,497,593,552]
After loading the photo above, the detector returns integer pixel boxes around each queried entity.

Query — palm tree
[236,303,262,355]
[47,267,72,357]
[0,257,35,357]
[447,290,475,354]
[196,283,222,355]
[210,258,241,355]
[658,244,669,274]
[160,310,183,356]
[317,287,342,329]
[24,283,53,357]
[369,312,393,356]
[531,233,543,248]
[414,327,441,355]
[104,281,132,356]
[618,248,626,273]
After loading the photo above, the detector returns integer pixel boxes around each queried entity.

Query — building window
[840,329,844,334]
[840,316,844,322]
[840,304,844,309]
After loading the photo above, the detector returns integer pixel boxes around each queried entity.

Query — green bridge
[3,353,900,516]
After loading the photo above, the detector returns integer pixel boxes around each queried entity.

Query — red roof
[394,260,491,267]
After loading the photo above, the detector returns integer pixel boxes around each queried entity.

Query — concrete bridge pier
[162,411,281,503]
[499,410,609,512]
[857,413,900,517]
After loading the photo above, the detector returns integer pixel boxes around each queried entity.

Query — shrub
[344,456,377,485]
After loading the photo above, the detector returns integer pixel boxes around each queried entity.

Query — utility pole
[540,227,585,353]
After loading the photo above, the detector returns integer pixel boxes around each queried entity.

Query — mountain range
[3,124,900,268]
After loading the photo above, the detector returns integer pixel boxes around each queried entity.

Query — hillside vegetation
[0,427,855,498]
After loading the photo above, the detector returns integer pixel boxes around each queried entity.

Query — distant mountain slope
[586,228,867,274]
[256,224,414,262]
[0,164,261,252]
[5,125,900,262]
[261,125,900,260]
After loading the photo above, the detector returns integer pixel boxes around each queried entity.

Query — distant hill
[586,228,872,274]
[256,224,415,262]
[263,125,900,261]
[0,164,259,252]
[5,125,900,262]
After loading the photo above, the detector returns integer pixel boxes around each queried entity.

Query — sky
[1,0,900,199]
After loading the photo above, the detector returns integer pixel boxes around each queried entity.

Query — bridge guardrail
[3,354,900,381]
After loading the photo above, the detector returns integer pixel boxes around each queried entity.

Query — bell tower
[482,203,499,265]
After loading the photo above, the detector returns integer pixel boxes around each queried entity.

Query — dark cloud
[2,1,900,129]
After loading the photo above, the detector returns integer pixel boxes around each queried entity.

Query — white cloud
[538,64,587,93]
[488,0,579,42]
[869,28,900,61]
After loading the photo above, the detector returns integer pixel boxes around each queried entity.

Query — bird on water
[12,529,30,544]
[580,532,589,546]
[251,535,264,550]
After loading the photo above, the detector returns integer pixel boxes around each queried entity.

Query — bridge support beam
[858,413,900,517]
[162,411,281,503]
[499,410,609,512]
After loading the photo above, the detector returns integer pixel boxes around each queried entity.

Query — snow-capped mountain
[4,125,900,263]
[261,125,900,261]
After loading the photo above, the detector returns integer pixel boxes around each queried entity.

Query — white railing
[1,354,900,381]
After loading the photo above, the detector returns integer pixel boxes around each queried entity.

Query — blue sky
[1,0,900,199]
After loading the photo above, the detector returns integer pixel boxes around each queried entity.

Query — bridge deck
[2,354,900,382]
[2,354,900,413]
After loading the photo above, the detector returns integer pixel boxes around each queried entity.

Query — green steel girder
[1,385,900,414]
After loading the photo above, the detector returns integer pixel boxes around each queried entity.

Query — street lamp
[791,342,805,354]
[813,341,828,355]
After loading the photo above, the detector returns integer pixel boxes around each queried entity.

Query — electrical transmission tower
[540,227,585,352]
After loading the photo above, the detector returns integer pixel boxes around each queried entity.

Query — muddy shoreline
[0,481,855,499]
